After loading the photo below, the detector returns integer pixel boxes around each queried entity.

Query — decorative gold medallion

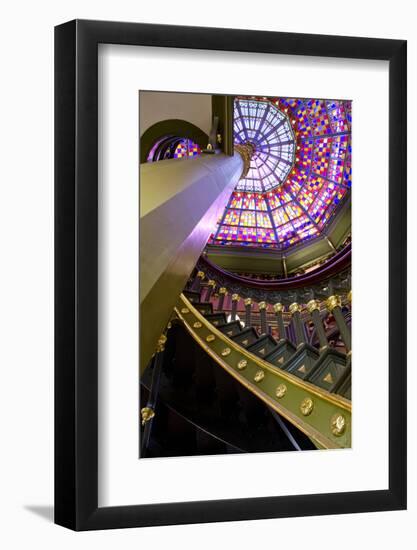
[254,370,265,383]
[206,334,215,343]
[197,270,205,279]
[237,359,247,370]
[275,384,287,399]
[258,301,267,310]
[181,307,189,314]
[298,364,307,373]
[330,413,346,436]
[232,293,240,302]
[300,397,314,416]
[193,321,202,329]
[140,407,155,426]
[221,348,231,357]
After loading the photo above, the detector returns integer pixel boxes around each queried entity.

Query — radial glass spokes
[234,98,296,193]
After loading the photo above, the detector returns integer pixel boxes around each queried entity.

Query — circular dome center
[234,98,296,192]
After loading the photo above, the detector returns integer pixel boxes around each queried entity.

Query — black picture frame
[55,19,407,531]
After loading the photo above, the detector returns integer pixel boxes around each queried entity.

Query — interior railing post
[325,295,351,352]
[244,297,252,327]
[218,287,227,311]
[258,301,268,335]
[347,290,352,310]
[307,298,329,352]
[289,302,305,348]
[191,270,205,292]
[140,333,167,457]
[273,302,286,342]
[231,293,239,321]
[205,279,216,301]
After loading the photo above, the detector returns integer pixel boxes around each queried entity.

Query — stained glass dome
[211,96,351,251]
[234,98,296,192]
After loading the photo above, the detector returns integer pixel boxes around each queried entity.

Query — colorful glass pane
[326,101,349,133]
[256,212,273,228]
[312,137,332,175]
[212,95,351,250]
[306,99,331,136]
[240,211,256,227]
[173,139,201,158]
[223,209,240,225]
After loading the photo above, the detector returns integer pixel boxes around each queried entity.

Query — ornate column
[326,295,351,352]
[205,279,216,301]
[307,299,329,352]
[217,287,227,311]
[140,152,243,373]
[289,302,305,348]
[244,297,253,327]
[273,302,286,341]
[258,301,268,335]
[191,270,205,292]
[231,293,240,321]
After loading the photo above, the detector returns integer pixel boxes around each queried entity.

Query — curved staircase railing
[174,293,351,450]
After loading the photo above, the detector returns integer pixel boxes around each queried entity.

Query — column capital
[289,302,301,314]
[244,297,252,306]
[208,279,216,287]
[273,302,284,313]
[235,143,255,179]
[219,287,228,295]
[306,299,320,314]
[196,270,205,279]
[258,301,267,310]
[232,293,240,302]
[325,295,342,313]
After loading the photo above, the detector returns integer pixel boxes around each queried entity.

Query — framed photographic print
[55,20,407,530]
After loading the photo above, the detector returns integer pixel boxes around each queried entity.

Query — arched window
[146,136,201,162]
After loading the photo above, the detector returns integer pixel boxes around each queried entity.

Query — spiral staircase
[140,265,351,457]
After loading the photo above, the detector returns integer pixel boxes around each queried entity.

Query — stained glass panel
[173,139,201,158]
[212,96,351,250]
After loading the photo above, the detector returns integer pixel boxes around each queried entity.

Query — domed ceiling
[210,96,351,251]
